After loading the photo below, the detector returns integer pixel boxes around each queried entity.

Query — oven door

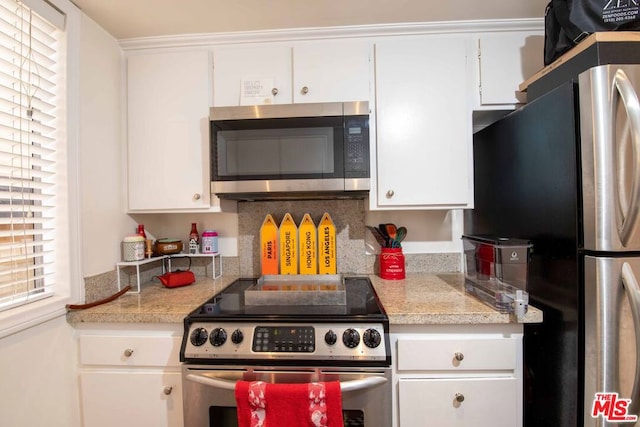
[182,365,391,427]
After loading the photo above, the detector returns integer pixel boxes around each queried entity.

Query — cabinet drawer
[398,377,518,427]
[79,335,182,367]
[397,337,516,371]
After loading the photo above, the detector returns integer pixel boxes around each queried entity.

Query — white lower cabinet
[80,371,183,426]
[76,325,184,427]
[399,377,519,426]
[392,324,523,427]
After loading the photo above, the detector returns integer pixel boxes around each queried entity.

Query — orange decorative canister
[379,247,405,280]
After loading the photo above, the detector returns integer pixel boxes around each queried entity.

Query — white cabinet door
[212,41,370,106]
[80,371,183,427]
[127,51,212,211]
[212,45,293,106]
[398,377,519,427]
[374,36,472,209]
[292,40,371,103]
[477,31,544,106]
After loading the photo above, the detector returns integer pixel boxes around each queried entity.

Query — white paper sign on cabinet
[240,78,274,105]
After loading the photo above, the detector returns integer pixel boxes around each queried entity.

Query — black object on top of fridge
[467,64,640,427]
[526,36,640,102]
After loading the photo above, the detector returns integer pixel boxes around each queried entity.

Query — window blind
[0,0,61,311]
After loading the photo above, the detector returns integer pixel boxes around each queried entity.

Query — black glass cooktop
[187,277,387,322]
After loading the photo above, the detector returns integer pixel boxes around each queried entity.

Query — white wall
[0,316,80,427]
[78,0,549,39]
[79,13,136,277]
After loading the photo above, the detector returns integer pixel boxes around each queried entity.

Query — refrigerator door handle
[612,69,640,247]
[621,262,640,415]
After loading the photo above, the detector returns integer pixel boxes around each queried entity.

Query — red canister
[379,247,406,280]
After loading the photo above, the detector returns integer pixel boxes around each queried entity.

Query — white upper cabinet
[372,35,473,209]
[212,40,371,106]
[475,31,544,107]
[127,50,215,212]
[213,45,293,105]
[291,40,371,103]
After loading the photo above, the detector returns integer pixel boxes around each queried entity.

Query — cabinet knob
[123,348,134,357]
[272,87,279,96]
[163,386,173,395]
[455,393,465,403]
[193,193,201,201]
[386,190,394,198]
[301,86,309,95]
[454,352,464,361]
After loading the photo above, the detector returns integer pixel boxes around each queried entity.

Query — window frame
[0,0,81,338]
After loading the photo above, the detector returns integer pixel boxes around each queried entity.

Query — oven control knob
[231,329,244,344]
[190,327,208,347]
[363,329,382,348]
[342,328,360,348]
[325,330,337,346]
[210,328,227,346]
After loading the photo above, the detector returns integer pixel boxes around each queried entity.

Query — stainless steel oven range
[179,277,392,427]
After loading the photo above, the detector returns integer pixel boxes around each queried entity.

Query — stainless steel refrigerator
[467,64,640,427]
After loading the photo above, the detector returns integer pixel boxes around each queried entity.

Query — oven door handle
[185,373,388,392]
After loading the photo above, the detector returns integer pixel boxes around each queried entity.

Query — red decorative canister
[379,247,406,280]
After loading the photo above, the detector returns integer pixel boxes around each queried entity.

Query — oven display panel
[252,326,315,353]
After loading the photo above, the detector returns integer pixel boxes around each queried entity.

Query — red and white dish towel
[235,380,344,427]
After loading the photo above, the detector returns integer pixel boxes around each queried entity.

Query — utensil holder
[379,247,405,280]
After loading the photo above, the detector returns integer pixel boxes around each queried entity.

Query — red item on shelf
[137,224,147,239]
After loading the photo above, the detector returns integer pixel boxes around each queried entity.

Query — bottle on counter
[189,223,199,254]
[137,224,146,239]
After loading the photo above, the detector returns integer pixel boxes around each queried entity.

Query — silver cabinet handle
[193,193,201,201]
[123,348,134,357]
[454,352,464,361]
[272,87,278,96]
[612,69,640,246]
[301,86,309,95]
[386,190,394,199]
[163,386,173,395]
[455,393,465,403]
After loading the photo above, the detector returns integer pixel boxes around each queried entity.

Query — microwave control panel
[344,116,369,175]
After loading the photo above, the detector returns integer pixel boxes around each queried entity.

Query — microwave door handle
[185,373,387,392]
[612,69,640,246]
[621,262,640,415]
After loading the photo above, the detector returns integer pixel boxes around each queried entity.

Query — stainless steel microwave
[210,101,370,200]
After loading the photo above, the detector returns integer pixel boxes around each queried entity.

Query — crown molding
[119,18,544,51]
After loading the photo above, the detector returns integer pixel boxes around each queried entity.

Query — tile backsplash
[237,199,461,277]
[238,199,368,276]
[84,200,461,303]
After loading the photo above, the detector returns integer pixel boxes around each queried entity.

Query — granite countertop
[368,273,542,325]
[66,273,542,326]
